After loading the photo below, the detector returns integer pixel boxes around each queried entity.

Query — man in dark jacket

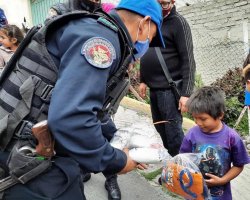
[139,0,196,158]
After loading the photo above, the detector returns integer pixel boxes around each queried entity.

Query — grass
[139,167,162,181]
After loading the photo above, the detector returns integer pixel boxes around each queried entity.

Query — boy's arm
[205,166,243,187]
[179,136,192,153]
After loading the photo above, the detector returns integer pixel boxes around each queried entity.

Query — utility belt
[0,120,53,193]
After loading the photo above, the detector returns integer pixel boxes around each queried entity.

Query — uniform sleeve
[47,18,126,174]
[101,114,117,142]
[174,17,196,97]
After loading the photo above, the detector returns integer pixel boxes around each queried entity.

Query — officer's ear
[138,16,151,36]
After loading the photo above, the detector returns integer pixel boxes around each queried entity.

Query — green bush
[211,67,248,136]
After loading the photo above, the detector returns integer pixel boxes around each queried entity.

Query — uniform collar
[109,10,134,50]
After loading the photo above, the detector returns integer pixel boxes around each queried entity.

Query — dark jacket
[140,6,195,97]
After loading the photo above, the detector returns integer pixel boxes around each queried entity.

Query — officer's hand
[179,96,189,113]
[138,83,147,99]
[136,163,148,170]
[204,173,225,187]
[119,148,138,174]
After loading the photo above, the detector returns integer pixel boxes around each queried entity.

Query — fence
[191,20,249,85]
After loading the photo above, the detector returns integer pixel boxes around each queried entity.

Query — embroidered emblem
[81,37,116,68]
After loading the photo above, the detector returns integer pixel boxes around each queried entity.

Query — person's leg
[150,89,184,157]
[103,173,121,200]
[150,89,169,149]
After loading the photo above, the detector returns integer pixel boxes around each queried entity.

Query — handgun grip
[32,120,55,158]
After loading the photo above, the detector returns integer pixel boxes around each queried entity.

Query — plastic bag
[161,153,210,200]
[110,123,171,164]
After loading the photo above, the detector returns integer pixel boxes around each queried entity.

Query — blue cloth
[0,8,7,27]
[149,89,184,156]
[244,90,250,105]
[116,0,165,47]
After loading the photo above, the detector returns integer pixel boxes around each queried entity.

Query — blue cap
[116,0,165,47]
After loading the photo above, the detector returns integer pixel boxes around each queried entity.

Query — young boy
[180,86,250,200]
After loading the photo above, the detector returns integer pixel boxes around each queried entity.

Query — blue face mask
[134,39,150,60]
[133,20,150,61]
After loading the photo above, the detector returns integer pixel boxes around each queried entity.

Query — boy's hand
[204,173,225,187]
[138,83,147,99]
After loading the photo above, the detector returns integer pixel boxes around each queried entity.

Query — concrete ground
[85,97,250,200]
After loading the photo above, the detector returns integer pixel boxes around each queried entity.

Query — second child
[0,24,24,71]
[180,86,250,200]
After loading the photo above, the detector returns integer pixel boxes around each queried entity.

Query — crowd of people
[0,0,249,200]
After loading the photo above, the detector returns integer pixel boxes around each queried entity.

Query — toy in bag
[161,153,210,200]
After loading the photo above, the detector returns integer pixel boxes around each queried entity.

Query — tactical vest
[0,11,132,151]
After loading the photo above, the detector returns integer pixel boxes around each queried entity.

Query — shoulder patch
[81,37,116,69]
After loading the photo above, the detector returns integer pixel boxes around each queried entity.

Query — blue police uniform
[3,11,132,200]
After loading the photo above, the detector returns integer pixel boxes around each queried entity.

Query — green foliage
[194,73,204,89]
[139,168,162,181]
[211,68,248,136]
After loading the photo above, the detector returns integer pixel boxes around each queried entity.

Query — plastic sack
[110,124,171,164]
[161,153,210,200]
[129,147,170,164]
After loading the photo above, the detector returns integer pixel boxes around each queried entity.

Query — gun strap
[0,159,51,192]
[0,176,18,192]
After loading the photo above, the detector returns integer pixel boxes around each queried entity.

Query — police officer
[0,0,164,199]
[46,1,134,199]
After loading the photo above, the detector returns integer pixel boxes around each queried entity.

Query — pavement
[84,97,250,200]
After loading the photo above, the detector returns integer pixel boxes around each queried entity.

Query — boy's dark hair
[186,86,225,119]
[0,24,24,46]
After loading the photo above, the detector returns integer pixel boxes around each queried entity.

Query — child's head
[0,24,24,50]
[187,86,225,133]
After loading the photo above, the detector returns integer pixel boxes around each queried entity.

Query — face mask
[162,9,170,17]
[161,2,173,17]
[134,20,150,61]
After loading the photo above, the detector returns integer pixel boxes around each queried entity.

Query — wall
[178,0,250,85]
[0,0,32,30]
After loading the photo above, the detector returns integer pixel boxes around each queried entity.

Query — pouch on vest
[0,142,51,192]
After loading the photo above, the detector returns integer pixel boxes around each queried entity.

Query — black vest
[0,11,132,151]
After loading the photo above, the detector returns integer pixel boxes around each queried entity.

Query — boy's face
[192,113,223,133]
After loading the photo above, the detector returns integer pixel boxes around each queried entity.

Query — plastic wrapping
[161,153,210,200]
[110,123,171,164]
